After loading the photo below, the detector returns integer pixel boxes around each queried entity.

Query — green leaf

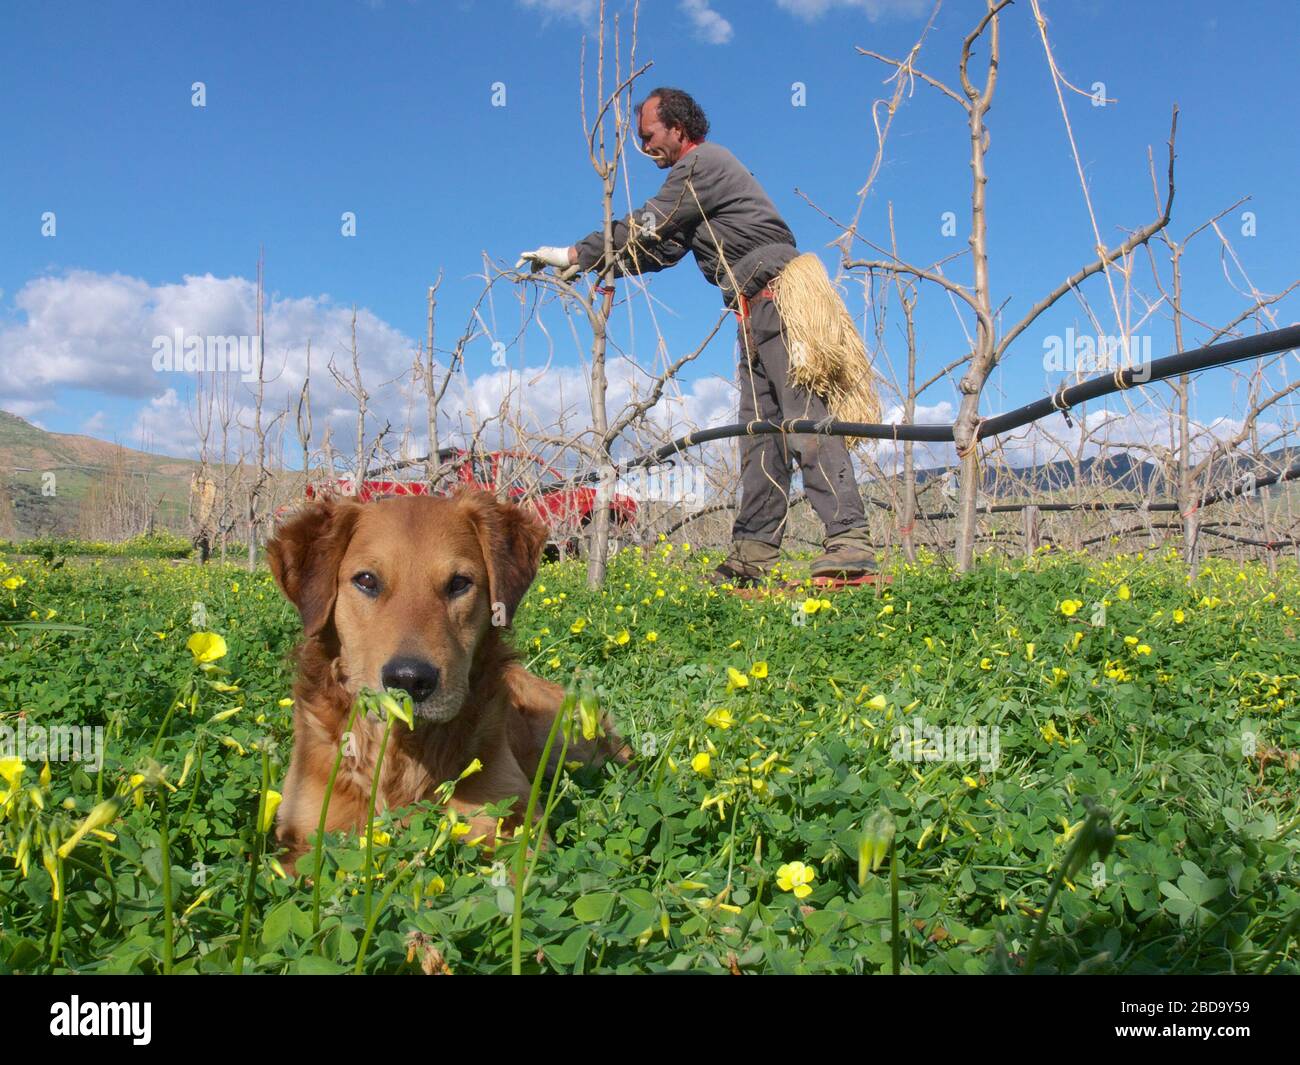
[573,892,616,923]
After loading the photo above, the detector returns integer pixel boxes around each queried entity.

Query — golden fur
[266,488,625,875]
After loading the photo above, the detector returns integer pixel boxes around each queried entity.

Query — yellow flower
[1173,609,1185,624]
[1025,643,1035,661]
[1199,595,1221,609]
[1059,599,1083,617]
[0,757,24,788]
[1040,720,1065,746]
[704,707,734,730]
[1070,631,1084,651]
[691,752,712,776]
[1124,635,1138,646]
[450,822,471,840]
[260,790,282,833]
[1117,584,1131,600]
[3,576,26,590]
[962,775,979,789]
[646,631,658,643]
[750,661,769,679]
[776,861,816,899]
[278,697,294,707]
[570,618,587,634]
[613,629,630,646]
[459,758,484,780]
[548,656,561,669]
[726,667,749,691]
[361,828,392,848]
[57,798,121,858]
[800,599,822,615]
[1051,667,1068,684]
[186,632,228,663]
[865,693,887,711]
[979,658,992,670]
[1136,644,1152,655]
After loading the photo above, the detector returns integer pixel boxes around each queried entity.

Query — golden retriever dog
[266,488,626,875]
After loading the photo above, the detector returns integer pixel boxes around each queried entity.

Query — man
[517,87,877,586]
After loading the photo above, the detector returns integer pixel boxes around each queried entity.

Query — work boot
[809,527,880,580]
[706,539,780,587]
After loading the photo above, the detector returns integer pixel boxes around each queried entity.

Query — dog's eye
[352,572,380,596]
[448,575,473,597]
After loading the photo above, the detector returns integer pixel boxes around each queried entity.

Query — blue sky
[1,0,1296,472]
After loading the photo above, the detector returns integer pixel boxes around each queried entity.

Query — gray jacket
[572,142,798,307]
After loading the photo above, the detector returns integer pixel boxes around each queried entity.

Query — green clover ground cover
[0,543,1296,974]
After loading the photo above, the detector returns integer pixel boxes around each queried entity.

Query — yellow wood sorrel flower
[646,631,658,642]
[691,752,712,776]
[570,618,587,634]
[750,661,769,679]
[186,632,228,663]
[726,667,749,691]
[0,757,24,788]
[260,790,282,833]
[704,707,734,730]
[1060,599,1083,616]
[776,861,816,899]
[1173,609,1185,623]
[58,798,121,858]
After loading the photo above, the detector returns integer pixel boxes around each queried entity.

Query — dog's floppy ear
[266,499,362,637]
[457,488,549,628]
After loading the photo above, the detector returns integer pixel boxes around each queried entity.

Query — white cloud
[680,0,734,44]
[517,0,598,24]
[775,0,931,21]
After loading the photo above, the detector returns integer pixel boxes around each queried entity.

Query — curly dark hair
[638,87,709,143]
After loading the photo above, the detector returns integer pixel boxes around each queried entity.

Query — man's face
[637,97,690,169]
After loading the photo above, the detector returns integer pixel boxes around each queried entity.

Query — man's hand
[514,245,577,273]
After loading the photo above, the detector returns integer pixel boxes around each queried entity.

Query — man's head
[636,87,709,169]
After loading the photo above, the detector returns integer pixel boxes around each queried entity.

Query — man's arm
[572,155,706,276]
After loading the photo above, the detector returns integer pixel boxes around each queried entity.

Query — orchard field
[0,543,1297,974]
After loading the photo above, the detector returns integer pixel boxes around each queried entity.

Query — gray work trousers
[732,295,867,547]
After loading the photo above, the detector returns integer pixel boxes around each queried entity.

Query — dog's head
[267,489,549,722]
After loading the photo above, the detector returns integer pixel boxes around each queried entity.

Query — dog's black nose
[381,657,441,703]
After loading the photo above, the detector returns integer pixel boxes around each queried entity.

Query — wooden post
[1023,504,1040,556]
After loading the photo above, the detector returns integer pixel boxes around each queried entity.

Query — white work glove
[515,246,581,282]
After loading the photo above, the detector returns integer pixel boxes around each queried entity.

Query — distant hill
[908,444,1300,502]
[0,410,200,537]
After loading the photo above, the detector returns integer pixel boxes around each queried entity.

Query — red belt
[735,287,774,321]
